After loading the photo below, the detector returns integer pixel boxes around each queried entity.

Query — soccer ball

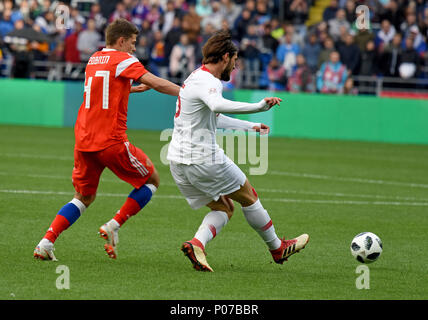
[350,232,383,263]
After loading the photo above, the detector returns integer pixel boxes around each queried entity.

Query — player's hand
[252,123,270,135]
[264,97,282,108]
[130,84,152,93]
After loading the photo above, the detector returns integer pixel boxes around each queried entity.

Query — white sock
[242,199,281,250]
[194,211,229,248]
[145,184,157,194]
[39,238,54,248]
[107,218,120,230]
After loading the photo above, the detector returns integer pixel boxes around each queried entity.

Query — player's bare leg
[181,196,233,272]
[34,193,95,261]
[99,168,160,259]
[227,179,309,264]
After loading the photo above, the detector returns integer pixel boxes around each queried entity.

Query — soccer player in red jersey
[34,19,180,261]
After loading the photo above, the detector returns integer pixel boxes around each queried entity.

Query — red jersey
[74,48,148,151]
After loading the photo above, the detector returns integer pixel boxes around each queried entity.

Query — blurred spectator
[77,19,100,62]
[343,77,358,95]
[288,54,314,92]
[375,19,396,51]
[0,9,14,38]
[162,1,177,36]
[317,51,348,93]
[64,21,82,64]
[66,7,86,31]
[322,0,339,22]
[150,30,168,78]
[255,1,270,26]
[241,24,261,87]
[146,4,162,28]
[34,10,56,36]
[131,0,150,27]
[89,3,107,33]
[328,9,350,41]
[243,0,257,16]
[220,18,231,34]
[399,36,420,79]
[276,31,300,77]
[400,11,418,35]
[109,2,132,23]
[405,25,427,55]
[47,42,64,81]
[379,32,402,77]
[267,56,287,91]
[233,8,253,41]
[359,40,378,76]
[344,0,356,24]
[182,4,201,44]
[420,8,428,39]
[11,42,33,78]
[201,0,223,30]
[2,0,22,22]
[196,0,212,18]
[302,32,321,73]
[288,0,308,43]
[135,35,150,66]
[318,36,335,69]
[271,18,285,40]
[380,0,402,31]
[219,0,241,28]
[261,22,279,56]
[353,26,375,54]
[164,16,182,62]
[169,33,195,83]
[139,19,154,48]
[337,33,360,75]
[359,40,379,93]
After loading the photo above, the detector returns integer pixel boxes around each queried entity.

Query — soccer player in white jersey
[167,31,309,272]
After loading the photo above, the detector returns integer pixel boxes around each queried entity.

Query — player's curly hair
[202,30,238,64]
[105,18,139,46]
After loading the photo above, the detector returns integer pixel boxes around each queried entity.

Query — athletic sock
[241,199,282,250]
[113,184,157,226]
[193,210,229,249]
[43,198,86,243]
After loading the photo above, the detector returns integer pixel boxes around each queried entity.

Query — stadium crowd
[0,0,427,93]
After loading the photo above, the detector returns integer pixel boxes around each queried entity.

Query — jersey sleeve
[115,55,148,81]
[199,78,269,114]
[216,113,260,130]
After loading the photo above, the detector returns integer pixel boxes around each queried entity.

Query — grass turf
[0,124,427,300]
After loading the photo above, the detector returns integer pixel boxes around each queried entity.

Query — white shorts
[170,155,247,210]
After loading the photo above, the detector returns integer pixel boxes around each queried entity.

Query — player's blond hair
[105,19,139,46]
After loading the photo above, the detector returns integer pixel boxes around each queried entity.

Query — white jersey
[167,65,270,165]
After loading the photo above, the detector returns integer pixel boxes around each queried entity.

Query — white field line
[269,170,428,189]
[2,152,428,189]
[1,189,428,207]
[1,171,428,203]
[0,153,73,161]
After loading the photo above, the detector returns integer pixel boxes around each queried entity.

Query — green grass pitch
[0,124,427,300]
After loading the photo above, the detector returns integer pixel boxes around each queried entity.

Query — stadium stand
[0,0,427,95]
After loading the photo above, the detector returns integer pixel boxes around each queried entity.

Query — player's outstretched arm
[130,83,151,93]
[217,114,270,134]
[138,72,180,96]
[203,83,282,114]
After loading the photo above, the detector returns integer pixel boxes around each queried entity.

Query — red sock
[113,197,142,226]
[44,215,70,243]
